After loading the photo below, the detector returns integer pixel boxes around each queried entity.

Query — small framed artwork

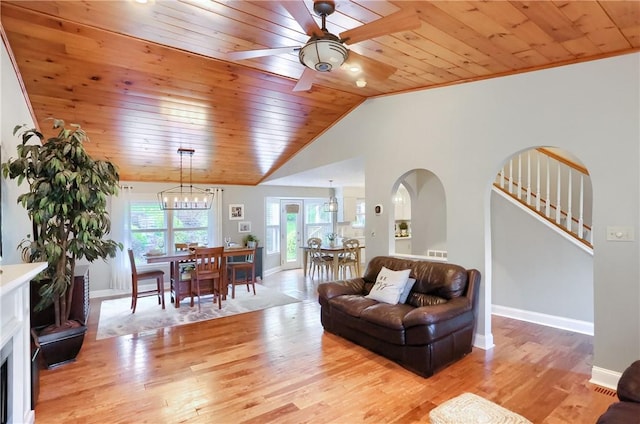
[229,204,244,220]
[238,221,251,233]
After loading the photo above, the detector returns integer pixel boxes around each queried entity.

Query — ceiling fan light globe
[299,37,348,73]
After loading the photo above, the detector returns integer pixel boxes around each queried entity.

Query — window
[129,201,212,262]
[353,199,366,228]
[304,199,332,241]
[265,198,280,255]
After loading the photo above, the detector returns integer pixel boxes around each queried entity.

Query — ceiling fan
[224,1,421,91]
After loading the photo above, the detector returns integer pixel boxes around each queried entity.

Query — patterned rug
[96,284,300,340]
[429,393,533,424]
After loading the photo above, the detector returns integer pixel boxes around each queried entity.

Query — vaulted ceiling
[2,1,638,185]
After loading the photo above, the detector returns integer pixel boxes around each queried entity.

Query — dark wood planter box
[34,324,87,369]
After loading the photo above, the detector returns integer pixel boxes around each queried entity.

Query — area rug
[429,392,532,424]
[96,284,300,340]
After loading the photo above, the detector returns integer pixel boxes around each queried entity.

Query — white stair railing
[495,148,592,248]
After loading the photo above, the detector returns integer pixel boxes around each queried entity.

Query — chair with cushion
[227,247,256,299]
[306,237,323,275]
[128,249,165,313]
[308,238,332,280]
[338,238,360,279]
[191,246,225,310]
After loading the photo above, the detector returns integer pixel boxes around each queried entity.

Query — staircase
[494,148,593,252]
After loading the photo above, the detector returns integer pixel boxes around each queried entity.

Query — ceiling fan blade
[281,1,323,37]
[293,67,316,92]
[224,46,299,61]
[343,51,396,81]
[339,8,421,45]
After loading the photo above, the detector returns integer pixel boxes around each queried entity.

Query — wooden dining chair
[190,246,225,310]
[128,249,165,313]
[308,238,332,280]
[339,238,360,279]
[227,247,256,299]
[306,237,323,275]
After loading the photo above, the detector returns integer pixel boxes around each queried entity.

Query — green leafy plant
[243,234,259,246]
[2,119,122,332]
[398,221,409,231]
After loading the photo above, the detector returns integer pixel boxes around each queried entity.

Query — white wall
[269,53,640,375]
[1,41,36,265]
[492,191,593,323]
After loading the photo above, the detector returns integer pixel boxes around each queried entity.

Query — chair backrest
[127,249,138,276]
[342,238,360,261]
[308,238,326,261]
[193,246,224,277]
[307,237,322,247]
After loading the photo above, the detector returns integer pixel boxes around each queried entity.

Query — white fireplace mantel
[0,262,47,424]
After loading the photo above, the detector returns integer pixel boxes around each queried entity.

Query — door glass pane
[285,209,298,262]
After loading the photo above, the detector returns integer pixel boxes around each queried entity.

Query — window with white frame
[353,198,365,228]
[129,201,211,262]
[265,198,280,255]
[304,199,332,242]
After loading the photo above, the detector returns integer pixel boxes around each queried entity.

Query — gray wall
[492,191,593,322]
[267,53,640,375]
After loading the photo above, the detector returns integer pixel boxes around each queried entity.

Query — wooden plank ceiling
[1,1,638,185]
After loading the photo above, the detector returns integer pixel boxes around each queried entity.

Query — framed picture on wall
[229,204,244,220]
[238,221,251,233]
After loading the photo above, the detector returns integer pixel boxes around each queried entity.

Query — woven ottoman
[430,393,532,424]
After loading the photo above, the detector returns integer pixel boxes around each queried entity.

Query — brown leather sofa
[317,256,481,377]
[596,360,640,424]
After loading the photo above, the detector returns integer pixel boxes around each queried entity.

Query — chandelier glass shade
[158,148,213,210]
[299,34,348,72]
[324,195,338,212]
[324,180,339,213]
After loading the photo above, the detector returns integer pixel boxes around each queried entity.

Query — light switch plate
[606,226,635,242]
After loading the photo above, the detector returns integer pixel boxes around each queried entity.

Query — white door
[280,200,303,270]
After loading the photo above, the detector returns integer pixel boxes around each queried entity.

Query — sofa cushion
[617,360,640,403]
[408,293,448,307]
[360,302,414,330]
[329,295,378,318]
[399,278,417,304]
[363,257,468,300]
[365,267,410,305]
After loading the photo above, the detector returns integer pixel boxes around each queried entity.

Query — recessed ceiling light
[356,79,367,88]
[349,66,360,73]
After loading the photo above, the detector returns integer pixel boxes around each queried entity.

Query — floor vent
[594,386,617,397]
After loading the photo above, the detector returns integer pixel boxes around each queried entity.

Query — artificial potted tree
[2,119,122,368]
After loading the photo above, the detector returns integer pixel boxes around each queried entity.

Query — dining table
[145,246,256,307]
[300,244,364,278]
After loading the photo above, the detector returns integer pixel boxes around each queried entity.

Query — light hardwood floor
[34,269,613,423]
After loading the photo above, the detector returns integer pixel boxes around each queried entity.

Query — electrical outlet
[606,226,635,242]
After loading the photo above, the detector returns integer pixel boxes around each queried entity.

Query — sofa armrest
[403,297,472,327]
[318,278,365,300]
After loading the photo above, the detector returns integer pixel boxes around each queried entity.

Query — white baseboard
[590,366,622,390]
[473,333,495,350]
[492,304,594,336]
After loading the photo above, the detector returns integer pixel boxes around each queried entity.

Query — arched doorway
[392,169,447,257]
[489,146,594,334]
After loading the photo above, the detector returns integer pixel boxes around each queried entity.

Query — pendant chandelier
[158,148,213,210]
[324,180,338,213]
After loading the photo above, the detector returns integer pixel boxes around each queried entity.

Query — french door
[280,200,303,270]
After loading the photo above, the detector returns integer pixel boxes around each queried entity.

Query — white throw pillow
[399,277,416,304]
[366,267,411,305]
